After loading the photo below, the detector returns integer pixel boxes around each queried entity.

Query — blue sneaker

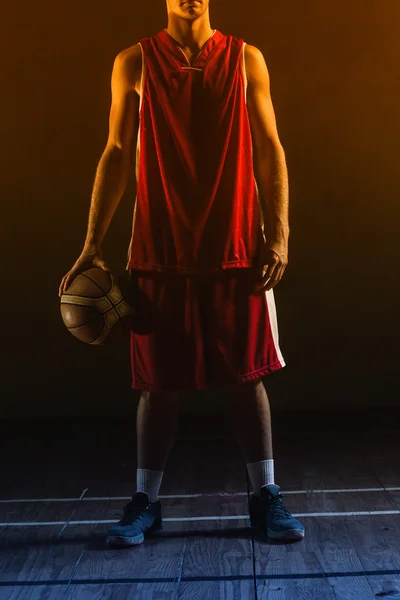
[106,492,163,547]
[249,484,305,541]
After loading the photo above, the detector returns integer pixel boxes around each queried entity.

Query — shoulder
[244,44,270,83]
[112,44,143,92]
[114,43,142,70]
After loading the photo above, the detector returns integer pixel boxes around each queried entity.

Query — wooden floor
[0,408,400,599]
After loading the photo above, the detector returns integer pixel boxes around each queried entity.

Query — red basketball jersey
[126,28,265,274]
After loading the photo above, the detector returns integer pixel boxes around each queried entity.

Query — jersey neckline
[157,28,222,69]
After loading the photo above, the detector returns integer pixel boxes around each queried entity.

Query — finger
[264,263,286,291]
[257,264,269,284]
[64,272,77,293]
[259,263,281,292]
[93,259,109,272]
[265,268,282,291]
[260,251,282,281]
[59,277,66,297]
[261,262,278,285]
[256,272,272,295]
[254,264,272,295]
[280,262,288,279]
[260,277,275,293]
[63,276,71,294]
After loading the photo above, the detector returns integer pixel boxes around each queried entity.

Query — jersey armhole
[242,42,248,105]
[138,42,146,115]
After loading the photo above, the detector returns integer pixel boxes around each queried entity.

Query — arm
[245,44,289,290]
[83,46,141,252]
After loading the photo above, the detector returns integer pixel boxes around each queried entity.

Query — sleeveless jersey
[126,28,266,274]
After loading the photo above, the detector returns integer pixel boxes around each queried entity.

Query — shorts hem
[127,261,256,275]
[131,359,286,393]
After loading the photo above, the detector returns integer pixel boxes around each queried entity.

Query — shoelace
[265,493,292,519]
[119,500,150,525]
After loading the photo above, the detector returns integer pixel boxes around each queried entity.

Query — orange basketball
[60,267,141,345]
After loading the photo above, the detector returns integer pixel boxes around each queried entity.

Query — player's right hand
[58,249,110,297]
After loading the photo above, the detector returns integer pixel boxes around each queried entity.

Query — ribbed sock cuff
[246,458,275,493]
[136,468,164,503]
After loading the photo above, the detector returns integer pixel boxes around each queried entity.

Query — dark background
[1,0,398,418]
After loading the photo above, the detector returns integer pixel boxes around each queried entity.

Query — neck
[166,13,214,51]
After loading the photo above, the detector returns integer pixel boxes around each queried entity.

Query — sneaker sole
[267,527,304,541]
[106,533,145,547]
[106,520,163,547]
[250,516,304,541]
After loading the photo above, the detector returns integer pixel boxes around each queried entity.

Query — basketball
[60,267,142,345]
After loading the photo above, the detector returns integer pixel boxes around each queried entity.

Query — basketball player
[59,0,305,546]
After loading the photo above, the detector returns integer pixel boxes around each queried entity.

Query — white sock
[246,459,275,493]
[136,468,164,503]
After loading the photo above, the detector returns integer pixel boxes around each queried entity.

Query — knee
[227,379,263,407]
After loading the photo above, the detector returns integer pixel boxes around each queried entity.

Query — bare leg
[229,379,273,463]
[136,391,180,471]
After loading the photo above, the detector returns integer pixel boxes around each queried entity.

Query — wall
[1,0,399,417]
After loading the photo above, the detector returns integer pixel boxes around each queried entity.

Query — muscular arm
[245,44,289,247]
[83,46,141,252]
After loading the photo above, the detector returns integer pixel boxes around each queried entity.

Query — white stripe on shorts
[265,288,286,367]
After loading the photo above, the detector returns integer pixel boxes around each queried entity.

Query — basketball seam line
[81,271,113,295]
[66,301,125,330]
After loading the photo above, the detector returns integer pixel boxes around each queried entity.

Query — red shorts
[128,267,286,392]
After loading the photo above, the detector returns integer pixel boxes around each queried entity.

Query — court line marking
[1,569,400,587]
[1,486,400,503]
[2,509,400,527]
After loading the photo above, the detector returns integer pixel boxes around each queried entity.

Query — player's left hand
[255,243,288,293]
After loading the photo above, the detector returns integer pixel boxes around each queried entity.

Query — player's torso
[128,37,249,101]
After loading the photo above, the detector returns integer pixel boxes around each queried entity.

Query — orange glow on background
[1,0,399,416]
